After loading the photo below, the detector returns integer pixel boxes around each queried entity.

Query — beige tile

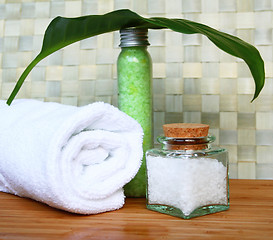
[97,33,114,49]
[237,0,254,12]
[149,47,165,63]
[184,78,201,94]
[256,164,273,179]
[165,95,183,112]
[238,162,256,179]
[265,61,273,78]
[238,129,256,145]
[219,63,237,78]
[79,65,96,80]
[182,0,201,13]
[256,112,273,129]
[31,81,46,98]
[220,79,237,95]
[202,95,219,112]
[219,13,236,29]
[200,78,219,94]
[255,95,273,112]
[96,48,114,64]
[96,65,112,79]
[79,80,95,97]
[237,95,255,113]
[219,129,237,145]
[166,46,183,62]
[237,78,255,94]
[98,0,114,14]
[201,112,220,128]
[34,19,50,35]
[165,112,183,124]
[153,63,166,78]
[61,81,79,97]
[183,94,202,111]
[237,29,254,44]
[165,78,183,94]
[238,146,256,162]
[153,94,165,112]
[1,82,16,99]
[95,79,113,96]
[183,63,202,78]
[184,46,201,62]
[183,111,201,123]
[220,95,237,112]
[236,12,255,29]
[61,97,78,106]
[220,112,237,129]
[200,13,219,29]
[46,66,63,81]
[0,20,4,37]
[64,1,82,17]
[148,0,165,14]
[4,20,20,36]
[166,63,182,78]
[238,113,256,129]
[257,146,273,164]
[35,2,50,18]
[80,49,96,65]
[46,81,61,97]
[165,30,182,45]
[165,0,182,14]
[62,66,78,81]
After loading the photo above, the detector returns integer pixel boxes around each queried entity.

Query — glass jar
[117,28,153,197]
[146,123,229,219]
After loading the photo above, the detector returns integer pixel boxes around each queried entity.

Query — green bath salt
[117,28,153,197]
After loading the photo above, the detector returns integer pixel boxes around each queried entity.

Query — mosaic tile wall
[0,0,273,179]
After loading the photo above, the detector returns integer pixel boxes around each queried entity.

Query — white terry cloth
[0,99,143,214]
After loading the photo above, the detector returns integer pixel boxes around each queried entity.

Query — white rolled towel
[0,99,143,214]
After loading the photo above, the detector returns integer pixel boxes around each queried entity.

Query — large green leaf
[6,9,265,105]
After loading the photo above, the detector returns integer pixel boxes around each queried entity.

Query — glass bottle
[117,28,153,197]
[146,123,229,219]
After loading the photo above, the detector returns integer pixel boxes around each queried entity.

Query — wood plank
[0,179,272,239]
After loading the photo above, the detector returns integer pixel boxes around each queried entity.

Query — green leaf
[6,9,265,105]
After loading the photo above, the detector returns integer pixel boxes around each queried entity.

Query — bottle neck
[158,135,215,151]
[119,28,150,48]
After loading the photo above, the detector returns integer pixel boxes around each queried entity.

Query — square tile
[257,146,273,163]
[238,129,256,145]
[238,113,256,129]
[201,112,220,128]
[256,164,273,179]
[165,95,183,112]
[183,111,201,123]
[183,94,202,111]
[220,112,237,129]
[165,112,183,124]
[238,146,256,161]
[184,78,201,94]
[219,129,237,145]
[183,63,202,78]
[202,95,219,112]
[238,162,256,179]
[200,78,220,94]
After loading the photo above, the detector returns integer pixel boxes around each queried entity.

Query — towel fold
[0,99,143,214]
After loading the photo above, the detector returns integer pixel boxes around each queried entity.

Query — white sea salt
[147,156,228,216]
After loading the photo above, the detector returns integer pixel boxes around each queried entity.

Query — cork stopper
[163,123,209,138]
[162,123,210,150]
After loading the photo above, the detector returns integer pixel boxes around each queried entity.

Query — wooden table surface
[0,179,272,240]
